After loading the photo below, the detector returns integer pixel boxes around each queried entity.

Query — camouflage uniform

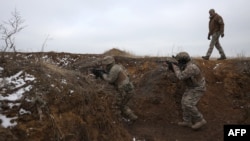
[102,62,138,121]
[206,31,225,58]
[172,57,206,127]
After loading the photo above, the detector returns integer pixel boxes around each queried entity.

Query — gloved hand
[221,33,224,38]
[207,34,211,40]
[166,57,178,64]
[171,63,179,72]
[91,68,105,79]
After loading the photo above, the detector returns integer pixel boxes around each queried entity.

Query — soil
[0,50,250,141]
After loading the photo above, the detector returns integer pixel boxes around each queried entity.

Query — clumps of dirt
[1,51,250,141]
[196,59,250,125]
[134,66,184,122]
[0,53,132,141]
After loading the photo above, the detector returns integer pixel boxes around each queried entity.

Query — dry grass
[42,62,68,76]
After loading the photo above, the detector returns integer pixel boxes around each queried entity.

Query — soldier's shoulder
[113,64,122,68]
[215,14,223,20]
[187,62,199,69]
[111,64,123,70]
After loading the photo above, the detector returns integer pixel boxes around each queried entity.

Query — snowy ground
[0,66,36,128]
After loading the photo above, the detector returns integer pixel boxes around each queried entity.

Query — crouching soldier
[171,52,207,130]
[101,56,138,122]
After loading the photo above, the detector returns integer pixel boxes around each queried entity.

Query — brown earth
[0,50,250,141]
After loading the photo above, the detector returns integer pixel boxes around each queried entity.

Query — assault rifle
[158,61,177,71]
[90,68,106,79]
[156,57,186,71]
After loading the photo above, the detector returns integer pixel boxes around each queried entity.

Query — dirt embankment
[0,52,250,141]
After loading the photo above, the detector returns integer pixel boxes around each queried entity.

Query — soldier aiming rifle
[171,52,207,130]
[90,68,106,79]
[91,56,138,122]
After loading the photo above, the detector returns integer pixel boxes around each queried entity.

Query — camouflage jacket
[173,61,206,90]
[103,64,130,88]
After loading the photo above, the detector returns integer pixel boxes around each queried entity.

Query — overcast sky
[1,0,250,57]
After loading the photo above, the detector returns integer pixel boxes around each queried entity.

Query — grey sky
[1,0,250,57]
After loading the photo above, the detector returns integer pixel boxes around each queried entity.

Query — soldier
[101,56,138,122]
[172,52,207,130]
[202,9,226,60]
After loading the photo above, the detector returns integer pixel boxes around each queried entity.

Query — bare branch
[41,34,51,52]
[0,9,25,54]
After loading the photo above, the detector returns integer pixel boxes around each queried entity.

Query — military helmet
[102,56,115,65]
[175,52,191,62]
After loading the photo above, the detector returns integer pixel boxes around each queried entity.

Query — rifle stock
[90,68,106,79]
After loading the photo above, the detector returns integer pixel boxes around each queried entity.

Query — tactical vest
[185,73,203,87]
[113,64,130,88]
[184,63,205,88]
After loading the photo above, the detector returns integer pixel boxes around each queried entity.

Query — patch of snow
[56,56,79,67]
[25,73,35,81]
[5,71,25,88]
[0,85,32,101]
[8,103,21,109]
[58,57,69,66]
[19,108,31,115]
[42,55,48,59]
[0,78,6,88]
[24,54,33,59]
[213,63,222,70]
[0,69,36,128]
[0,114,17,128]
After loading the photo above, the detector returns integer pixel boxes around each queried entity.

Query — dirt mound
[0,53,131,141]
[0,52,250,141]
[103,48,134,57]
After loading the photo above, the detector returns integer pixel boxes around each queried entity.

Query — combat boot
[129,113,138,121]
[202,56,209,60]
[178,121,192,127]
[217,56,226,60]
[191,119,207,130]
[123,108,138,121]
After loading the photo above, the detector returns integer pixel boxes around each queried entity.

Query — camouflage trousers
[206,32,226,57]
[113,83,137,119]
[181,88,205,123]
